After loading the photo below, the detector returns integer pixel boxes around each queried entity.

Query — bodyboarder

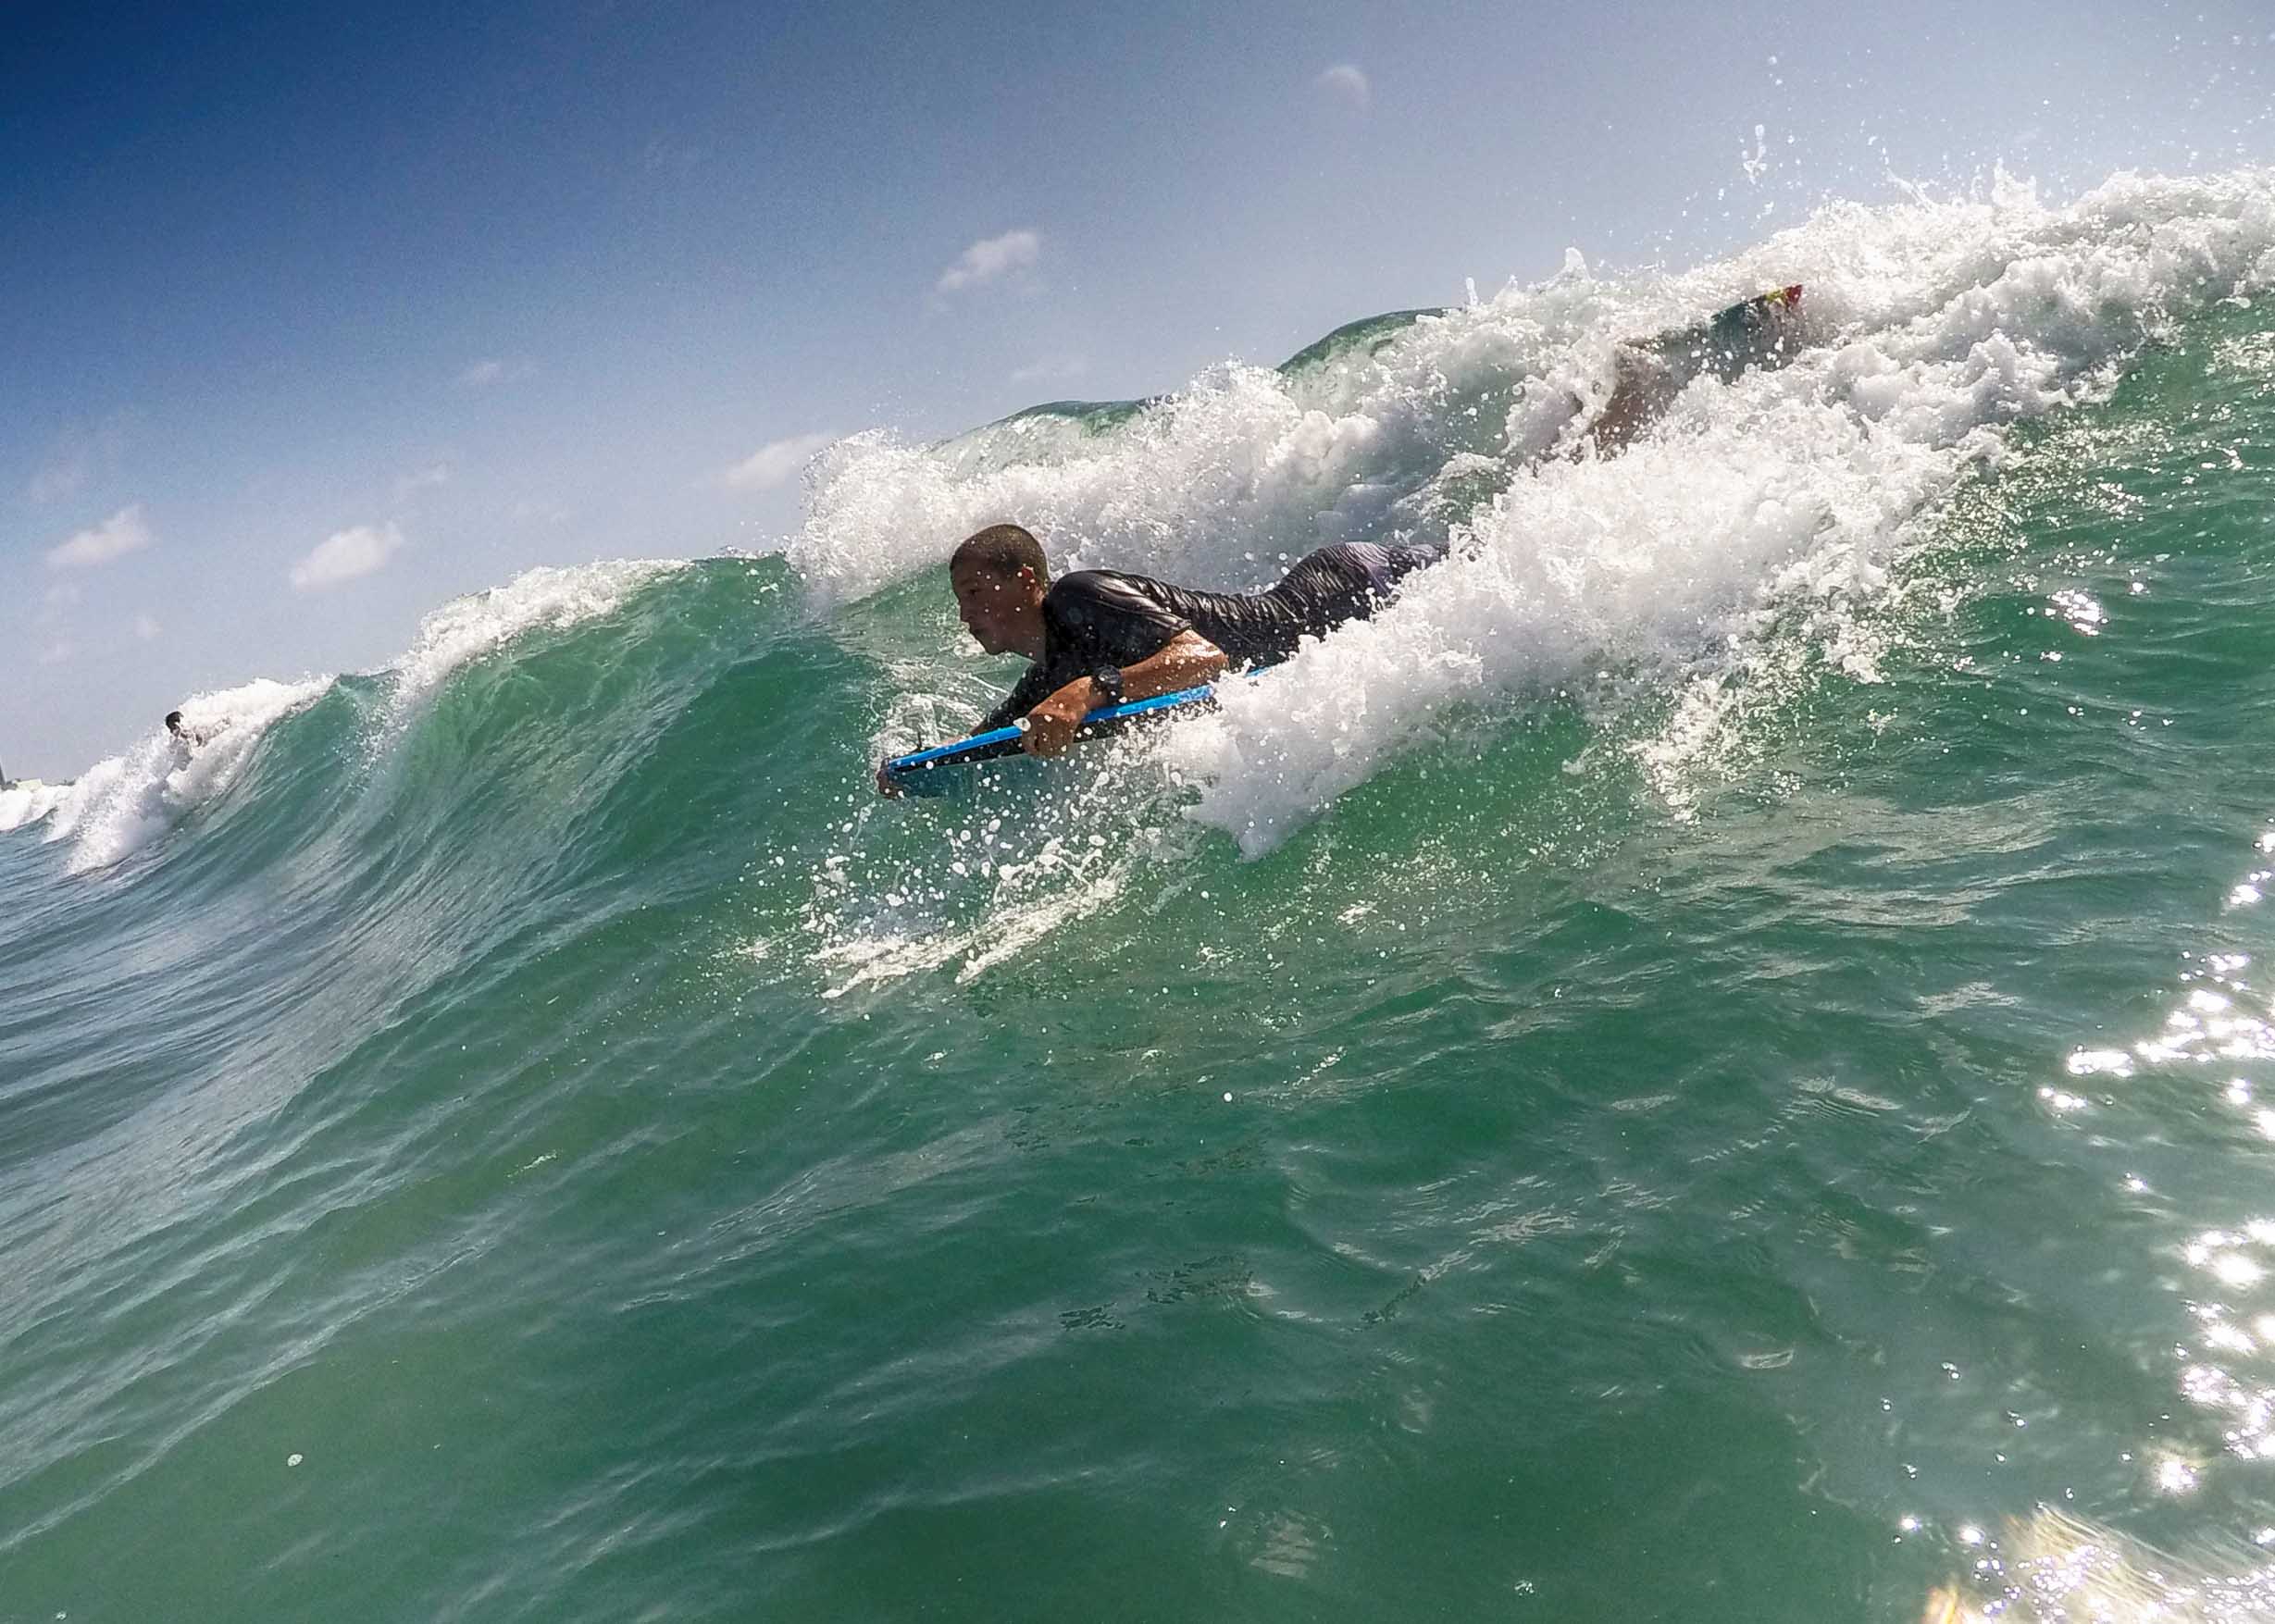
[876,525,1443,792]
[876,286,1809,793]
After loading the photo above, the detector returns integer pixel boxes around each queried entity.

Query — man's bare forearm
[1016,631,1232,757]
[1115,630,1228,700]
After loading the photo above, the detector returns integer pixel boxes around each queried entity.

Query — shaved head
[951,523,1049,587]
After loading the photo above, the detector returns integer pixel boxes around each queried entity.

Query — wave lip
[793,168,2275,853]
[387,559,690,716]
[40,678,336,874]
[0,780,71,835]
[28,558,694,876]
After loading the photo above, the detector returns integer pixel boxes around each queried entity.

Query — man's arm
[976,663,1061,735]
[880,570,1226,794]
[876,663,1052,797]
[1018,629,1227,757]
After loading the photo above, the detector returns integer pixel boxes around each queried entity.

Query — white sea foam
[795,168,2275,853]
[795,751,1175,997]
[43,677,335,874]
[41,559,689,874]
[388,559,690,714]
[0,779,71,834]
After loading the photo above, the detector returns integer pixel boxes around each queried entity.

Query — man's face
[950,561,1040,655]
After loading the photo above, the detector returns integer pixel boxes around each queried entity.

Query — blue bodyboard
[882,684,1220,795]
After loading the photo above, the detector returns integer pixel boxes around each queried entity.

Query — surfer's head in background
[949,524,1050,660]
[165,712,185,738]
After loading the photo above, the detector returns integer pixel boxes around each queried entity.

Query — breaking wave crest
[791,170,2275,851]
[21,560,686,874]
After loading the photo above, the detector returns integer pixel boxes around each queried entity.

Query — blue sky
[6,0,2273,777]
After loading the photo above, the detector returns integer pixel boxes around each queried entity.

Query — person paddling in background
[876,525,1443,794]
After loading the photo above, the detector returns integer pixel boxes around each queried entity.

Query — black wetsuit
[979,541,1443,730]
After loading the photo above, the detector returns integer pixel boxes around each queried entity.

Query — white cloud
[290,522,404,590]
[134,613,161,641]
[457,359,507,389]
[1010,355,1089,386]
[724,432,835,492]
[46,504,153,570]
[937,229,1041,293]
[394,461,453,500]
[38,640,73,666]
[1315,64,1371,110]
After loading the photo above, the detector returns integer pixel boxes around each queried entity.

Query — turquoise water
[12,176,2275,1619]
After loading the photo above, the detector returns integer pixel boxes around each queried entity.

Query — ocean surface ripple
[9,172,2275,1619]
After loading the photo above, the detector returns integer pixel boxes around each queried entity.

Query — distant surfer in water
[165,711,216,748]
[876,525,1443,792]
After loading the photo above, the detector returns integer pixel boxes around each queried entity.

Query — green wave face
[1274,305,1445,374]
[10,175,2275,1622]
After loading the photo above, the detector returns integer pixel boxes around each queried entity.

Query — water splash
[789,169,2275,853]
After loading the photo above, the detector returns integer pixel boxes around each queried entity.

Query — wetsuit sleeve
[977,663,1061,733]
[974,572,1198,733]
[1046,572,1194,667]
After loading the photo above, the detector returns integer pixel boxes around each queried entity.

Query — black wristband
[1090,665,1125,706]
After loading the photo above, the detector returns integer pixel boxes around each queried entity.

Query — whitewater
[10,170,2275,1619]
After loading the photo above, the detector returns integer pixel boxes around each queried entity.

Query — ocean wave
[36,559,690,874]
[39,677,337,874]
[786,169,2275,853]
[1176,171,2275,850]
[387,559,690,716]
[0,779,71,835]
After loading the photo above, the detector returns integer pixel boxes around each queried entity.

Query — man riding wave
[877,525,1442,792]
[878,286,1809,794]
